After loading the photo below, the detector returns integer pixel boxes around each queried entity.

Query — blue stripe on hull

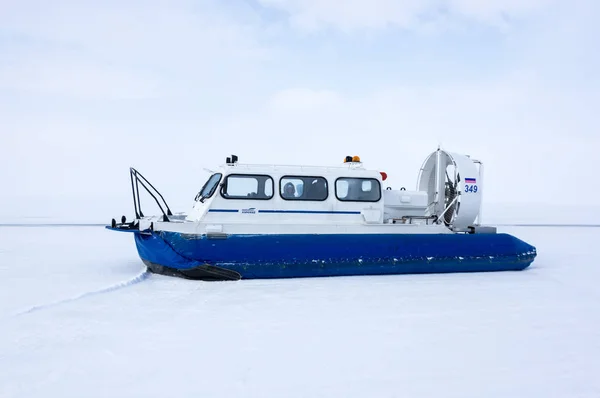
[133,231,537,279]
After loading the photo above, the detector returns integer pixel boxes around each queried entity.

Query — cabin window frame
[196,172,223,201]
[334,177,382,202]
[219,173,274,200]
[279,175,329,202]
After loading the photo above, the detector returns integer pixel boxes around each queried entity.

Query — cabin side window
[221,174,274,200]
[280,176,328,201]
[335,177,381,202]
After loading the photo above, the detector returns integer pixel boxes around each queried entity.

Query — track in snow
[11,269,151,317]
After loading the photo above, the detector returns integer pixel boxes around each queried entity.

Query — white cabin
[185,155,430,227]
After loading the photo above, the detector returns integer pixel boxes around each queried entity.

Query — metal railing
[130,167,172,222]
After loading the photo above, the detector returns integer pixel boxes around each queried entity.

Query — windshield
[197,173,222,201]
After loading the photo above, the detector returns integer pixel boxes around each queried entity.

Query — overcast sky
[1,0,598,220]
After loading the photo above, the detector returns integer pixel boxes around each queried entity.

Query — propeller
[443,167,459,225]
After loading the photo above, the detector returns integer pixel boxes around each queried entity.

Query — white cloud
[268,88,342,112]
[257,0,557,33]
[447,0,552,22]
[0,56,160,100]
[0,0,269,99]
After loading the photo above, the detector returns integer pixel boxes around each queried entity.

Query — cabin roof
[218,162,380,176]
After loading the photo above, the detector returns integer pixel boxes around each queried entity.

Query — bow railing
[130,167,172,222]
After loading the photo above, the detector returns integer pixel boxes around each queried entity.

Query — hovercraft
[106,148,537,281]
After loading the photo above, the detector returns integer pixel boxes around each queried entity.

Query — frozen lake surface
[1,224,599,397]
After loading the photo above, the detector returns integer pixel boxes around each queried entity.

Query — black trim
[143,259,241,281]
[279,175,329,201]
[220,173,274,200]
[334,177,382,202]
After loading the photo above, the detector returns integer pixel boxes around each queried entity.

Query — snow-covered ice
[1,223,599,397]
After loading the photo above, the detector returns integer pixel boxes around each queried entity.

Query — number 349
[465,184,478,193]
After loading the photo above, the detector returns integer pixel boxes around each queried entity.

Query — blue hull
[129,230,537,280]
